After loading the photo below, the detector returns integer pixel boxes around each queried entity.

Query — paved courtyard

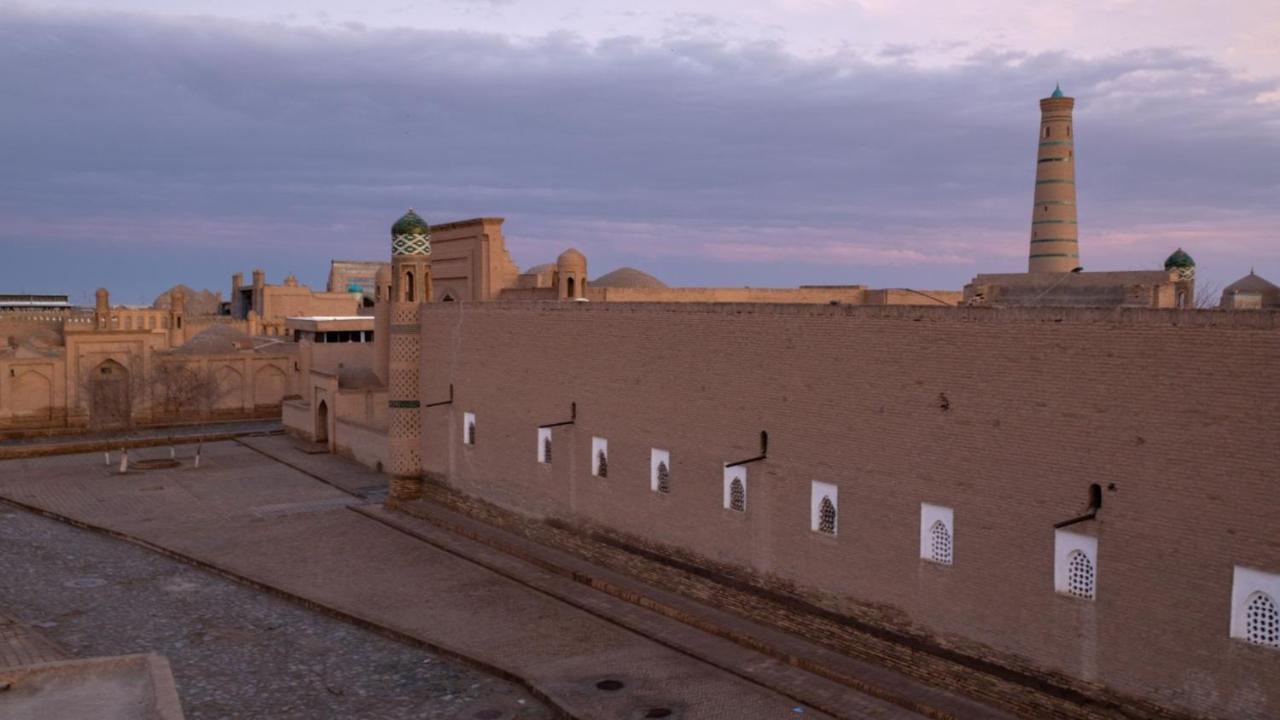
[0,506,549,719]
[0,440,870,719]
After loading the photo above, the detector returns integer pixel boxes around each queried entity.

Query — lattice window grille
[818,497,836,536]
[1067,550,1095,600]
[729,478,745,512]
[656,461,670,494]
[929,520,953,565]
[596,450,608,478]
[543,437,552,464]
[1246,592,1280,647]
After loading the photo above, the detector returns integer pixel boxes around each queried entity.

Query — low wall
[334,418,388,471]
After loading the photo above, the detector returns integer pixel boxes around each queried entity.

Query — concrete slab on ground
[0,654,185,720]
[0,613,67,670]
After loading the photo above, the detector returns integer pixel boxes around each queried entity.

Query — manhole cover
[134,458,181,470]
[595,679,625,692]
[628,707,682,720]
[63,577,107,589]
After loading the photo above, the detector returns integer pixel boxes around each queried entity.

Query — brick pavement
[0,442,873,719]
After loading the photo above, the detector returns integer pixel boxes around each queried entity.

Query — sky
[1,1,1277,305]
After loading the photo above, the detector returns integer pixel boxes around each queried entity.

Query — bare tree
[153,361,235,418]
[1193,281,1221,310]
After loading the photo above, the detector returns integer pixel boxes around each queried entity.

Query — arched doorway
[90,359,131,428]
[316,400,329,444]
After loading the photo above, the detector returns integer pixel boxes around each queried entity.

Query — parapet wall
[583,286,871,303]
[416,301,1280,718]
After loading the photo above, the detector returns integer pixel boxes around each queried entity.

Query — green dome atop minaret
[391,209,432,256]
[1164,248,1195,270]
[1051,83,1065,98]
[392,209,430,236]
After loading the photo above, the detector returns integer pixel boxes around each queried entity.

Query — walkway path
[0,442,906,719]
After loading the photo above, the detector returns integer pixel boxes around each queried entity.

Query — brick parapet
[418,299,1280,330]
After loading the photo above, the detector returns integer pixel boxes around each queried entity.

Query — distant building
[327,260,387,305]
[0,293,71,309]
[228,269,363,336]
[1219,270,1280,310]
[0,287,295,433]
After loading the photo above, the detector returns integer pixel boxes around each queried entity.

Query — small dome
[392,209,429,236]
[1164,248,1195,270]
[592,267,668,289]
[375,264,391,283]
[523,263,556,275]
[1051,83,1065,98]
[1223,271,1280,295]
[338,366,382,390]
[557,248,586,269]
[175,325,252,355]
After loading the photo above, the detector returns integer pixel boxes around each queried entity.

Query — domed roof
[557,248,586,268]
[391,209,430,236]
[375,264,391,283]
[1051,83,1065,98]
[174,325,252,355]
[591,267,668,289]
[1164,248,1195,269]
[523,263,556,275]
[338,367,382,390]
[1223,271,1279,294]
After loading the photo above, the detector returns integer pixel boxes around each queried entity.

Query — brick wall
[416,301,1280,718]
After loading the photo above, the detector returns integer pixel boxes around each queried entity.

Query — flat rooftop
[285,316,375,332]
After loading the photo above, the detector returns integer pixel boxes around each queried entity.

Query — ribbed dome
[391,209,429,236]
[1163,248,1195,269]
[592,267,668,289]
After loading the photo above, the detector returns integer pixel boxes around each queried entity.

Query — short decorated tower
[94,288,111,330]
[387,209,432,500]
[168,287,185,347]
[556,248,587,300]
[1164,247,1196,308]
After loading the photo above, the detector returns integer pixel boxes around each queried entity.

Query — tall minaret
[386,209,432,502]
[1028,84,1079,273]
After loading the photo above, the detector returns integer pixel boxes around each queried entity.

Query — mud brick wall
[416,301,1280,719]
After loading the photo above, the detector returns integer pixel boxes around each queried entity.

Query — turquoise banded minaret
[1029,84,1079,273]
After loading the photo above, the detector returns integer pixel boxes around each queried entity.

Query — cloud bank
[0,6,1276,300]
